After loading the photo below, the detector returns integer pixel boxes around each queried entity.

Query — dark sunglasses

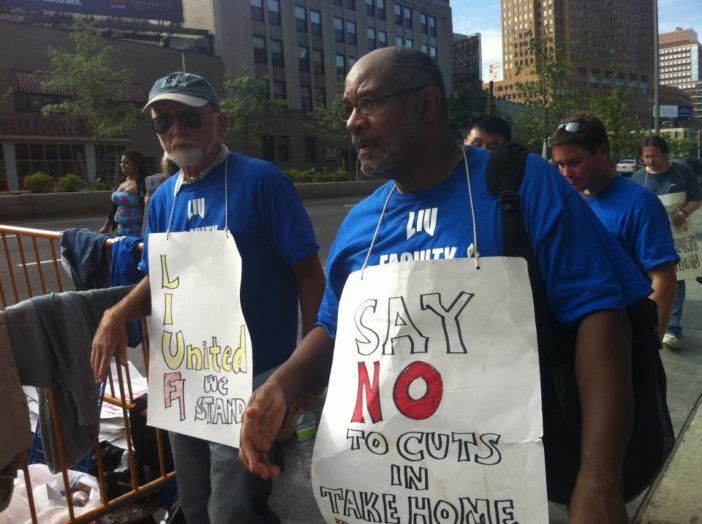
[150,109,204,134]
[557,121,584,133]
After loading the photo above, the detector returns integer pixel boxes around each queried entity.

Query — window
[346,0,355,8]
[405,38,413,48]
[273,80,286,100]
[333,0,342,5]
[310,10,322,36]
[295,5,307,32]
[15,143,87,180]
[334,17,345,43]
[429,16,437,37]
[270,39,284,67]
[394,4,402,25]
[301,85,312,112]
[420,13,427,33]
[336,53,346,75]
[95,145,125,184]
[348,56,356,69]
[267,0,280,25]
[298,45,310,73]
[278,136,290,163]
[315,86,326,106]
[429,46,437,60]
[250,0,264,21]
[366,0,374,16]
[395,35,403,47]
[305,137,316,163]
[378,30,386,47]
[347,21,357,46]
[376,0,385,19]
[13,93,67,114]
[421,43,428,54]
[253,35,267,65]
[312,48,324,75]
[262,135,275,161]
[367,27,376,49]
[403,6,412,29]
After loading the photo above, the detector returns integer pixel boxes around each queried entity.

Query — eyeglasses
[150,109,204,134]
[557,121,585,133]
[338,85,430,121]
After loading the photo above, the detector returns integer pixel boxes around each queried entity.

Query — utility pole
[653,0,660,134]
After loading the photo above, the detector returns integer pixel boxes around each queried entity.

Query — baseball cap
[143,72,220,111]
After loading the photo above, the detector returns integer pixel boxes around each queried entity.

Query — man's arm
[91,276,152,382]
[239,326,334,479]
[292,253,326,336]
[569,309,632,523]
[673,200,701,226]
[647,262,677,342]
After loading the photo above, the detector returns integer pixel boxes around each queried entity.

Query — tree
[512,36,580,149]
[42,18,138,176]
[305,89,356,175]
[220,72,285,155]
[447,80,489,140]
[666,136,697,158]
[587,86,646,161]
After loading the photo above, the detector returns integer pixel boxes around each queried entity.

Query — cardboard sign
[313,257,548,523]
[658,192,701,281]
[146,230,252,447]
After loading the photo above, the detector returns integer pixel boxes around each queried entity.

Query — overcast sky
[451,0,702,79]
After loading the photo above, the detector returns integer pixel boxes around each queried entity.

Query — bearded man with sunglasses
[551,115,679,343]
[91,72,325,524]
[240,48,653,523]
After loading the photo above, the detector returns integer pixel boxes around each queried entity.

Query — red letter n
[351,360,383,423]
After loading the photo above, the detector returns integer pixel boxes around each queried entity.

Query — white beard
[168,148,206,168]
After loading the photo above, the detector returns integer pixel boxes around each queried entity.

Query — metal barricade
[0,224,174,523]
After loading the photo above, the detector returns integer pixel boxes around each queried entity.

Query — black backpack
[486,142,675,504]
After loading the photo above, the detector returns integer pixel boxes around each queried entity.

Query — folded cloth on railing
[0,313,32,472]
[4,286,136,472]
[110,235,144,347]
[59,228,110,290]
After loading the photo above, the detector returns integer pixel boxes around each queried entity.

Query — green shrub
[54,174,85,193]
[85,179,111,191]
[23,172,55,193]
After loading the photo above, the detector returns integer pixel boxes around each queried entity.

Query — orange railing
[0,224,174,523]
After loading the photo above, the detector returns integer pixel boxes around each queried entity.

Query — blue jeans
[667,280,686,338]
[169,432,280,524]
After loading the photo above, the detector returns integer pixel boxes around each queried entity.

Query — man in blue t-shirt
[91,72,325,524]
[240,48,651,523]
[632,135,702,348]
[551,114,678,342]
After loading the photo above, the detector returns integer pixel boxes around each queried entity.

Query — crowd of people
[89,46,700,523]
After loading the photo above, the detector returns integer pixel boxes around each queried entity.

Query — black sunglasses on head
[150,109,204,134]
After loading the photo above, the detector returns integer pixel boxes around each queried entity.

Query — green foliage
[586,86,646,161]
[306,91,349,147]
[447,81,489,140]
[221,72,286,154]
[41,19,138,142]
[53,174,85,192]
[23,172,55,193]
[0,59,10,109]
[285,168,348,183]
[666,137,697,158]
[84,179,111,191]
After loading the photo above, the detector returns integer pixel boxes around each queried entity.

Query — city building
[452,32,481,86]
[659,27,702,122]
[182,0,454,167]
[491,0,655,120]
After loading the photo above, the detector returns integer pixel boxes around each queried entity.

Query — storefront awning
[10,70,71,97]
[118,83,148,104]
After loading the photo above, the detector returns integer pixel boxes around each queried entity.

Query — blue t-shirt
[583,176,679,277]
[632,161,702,200]
[317,147,652,340]
[141,152,319,374]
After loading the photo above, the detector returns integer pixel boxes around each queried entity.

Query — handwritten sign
[313,258,548,523]
[658,192,700,281]
[146,231,252,447]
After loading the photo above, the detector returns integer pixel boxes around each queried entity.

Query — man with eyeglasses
[464,115,512,151]
[91,72,325,524]
[632,135,702,349]
[551,115,678,344]
[240,48,651,523]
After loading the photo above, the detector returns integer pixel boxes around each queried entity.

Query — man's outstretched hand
[91,309,128,383]
[239,381,288,479]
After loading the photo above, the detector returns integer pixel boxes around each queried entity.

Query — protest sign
[658,192,700,281]
[313,257,548,524]
[147,230,252,447]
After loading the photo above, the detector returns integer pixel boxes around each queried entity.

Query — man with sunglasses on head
[551,114,679,343]
[240,47,652,523]
[91,72,325,524]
